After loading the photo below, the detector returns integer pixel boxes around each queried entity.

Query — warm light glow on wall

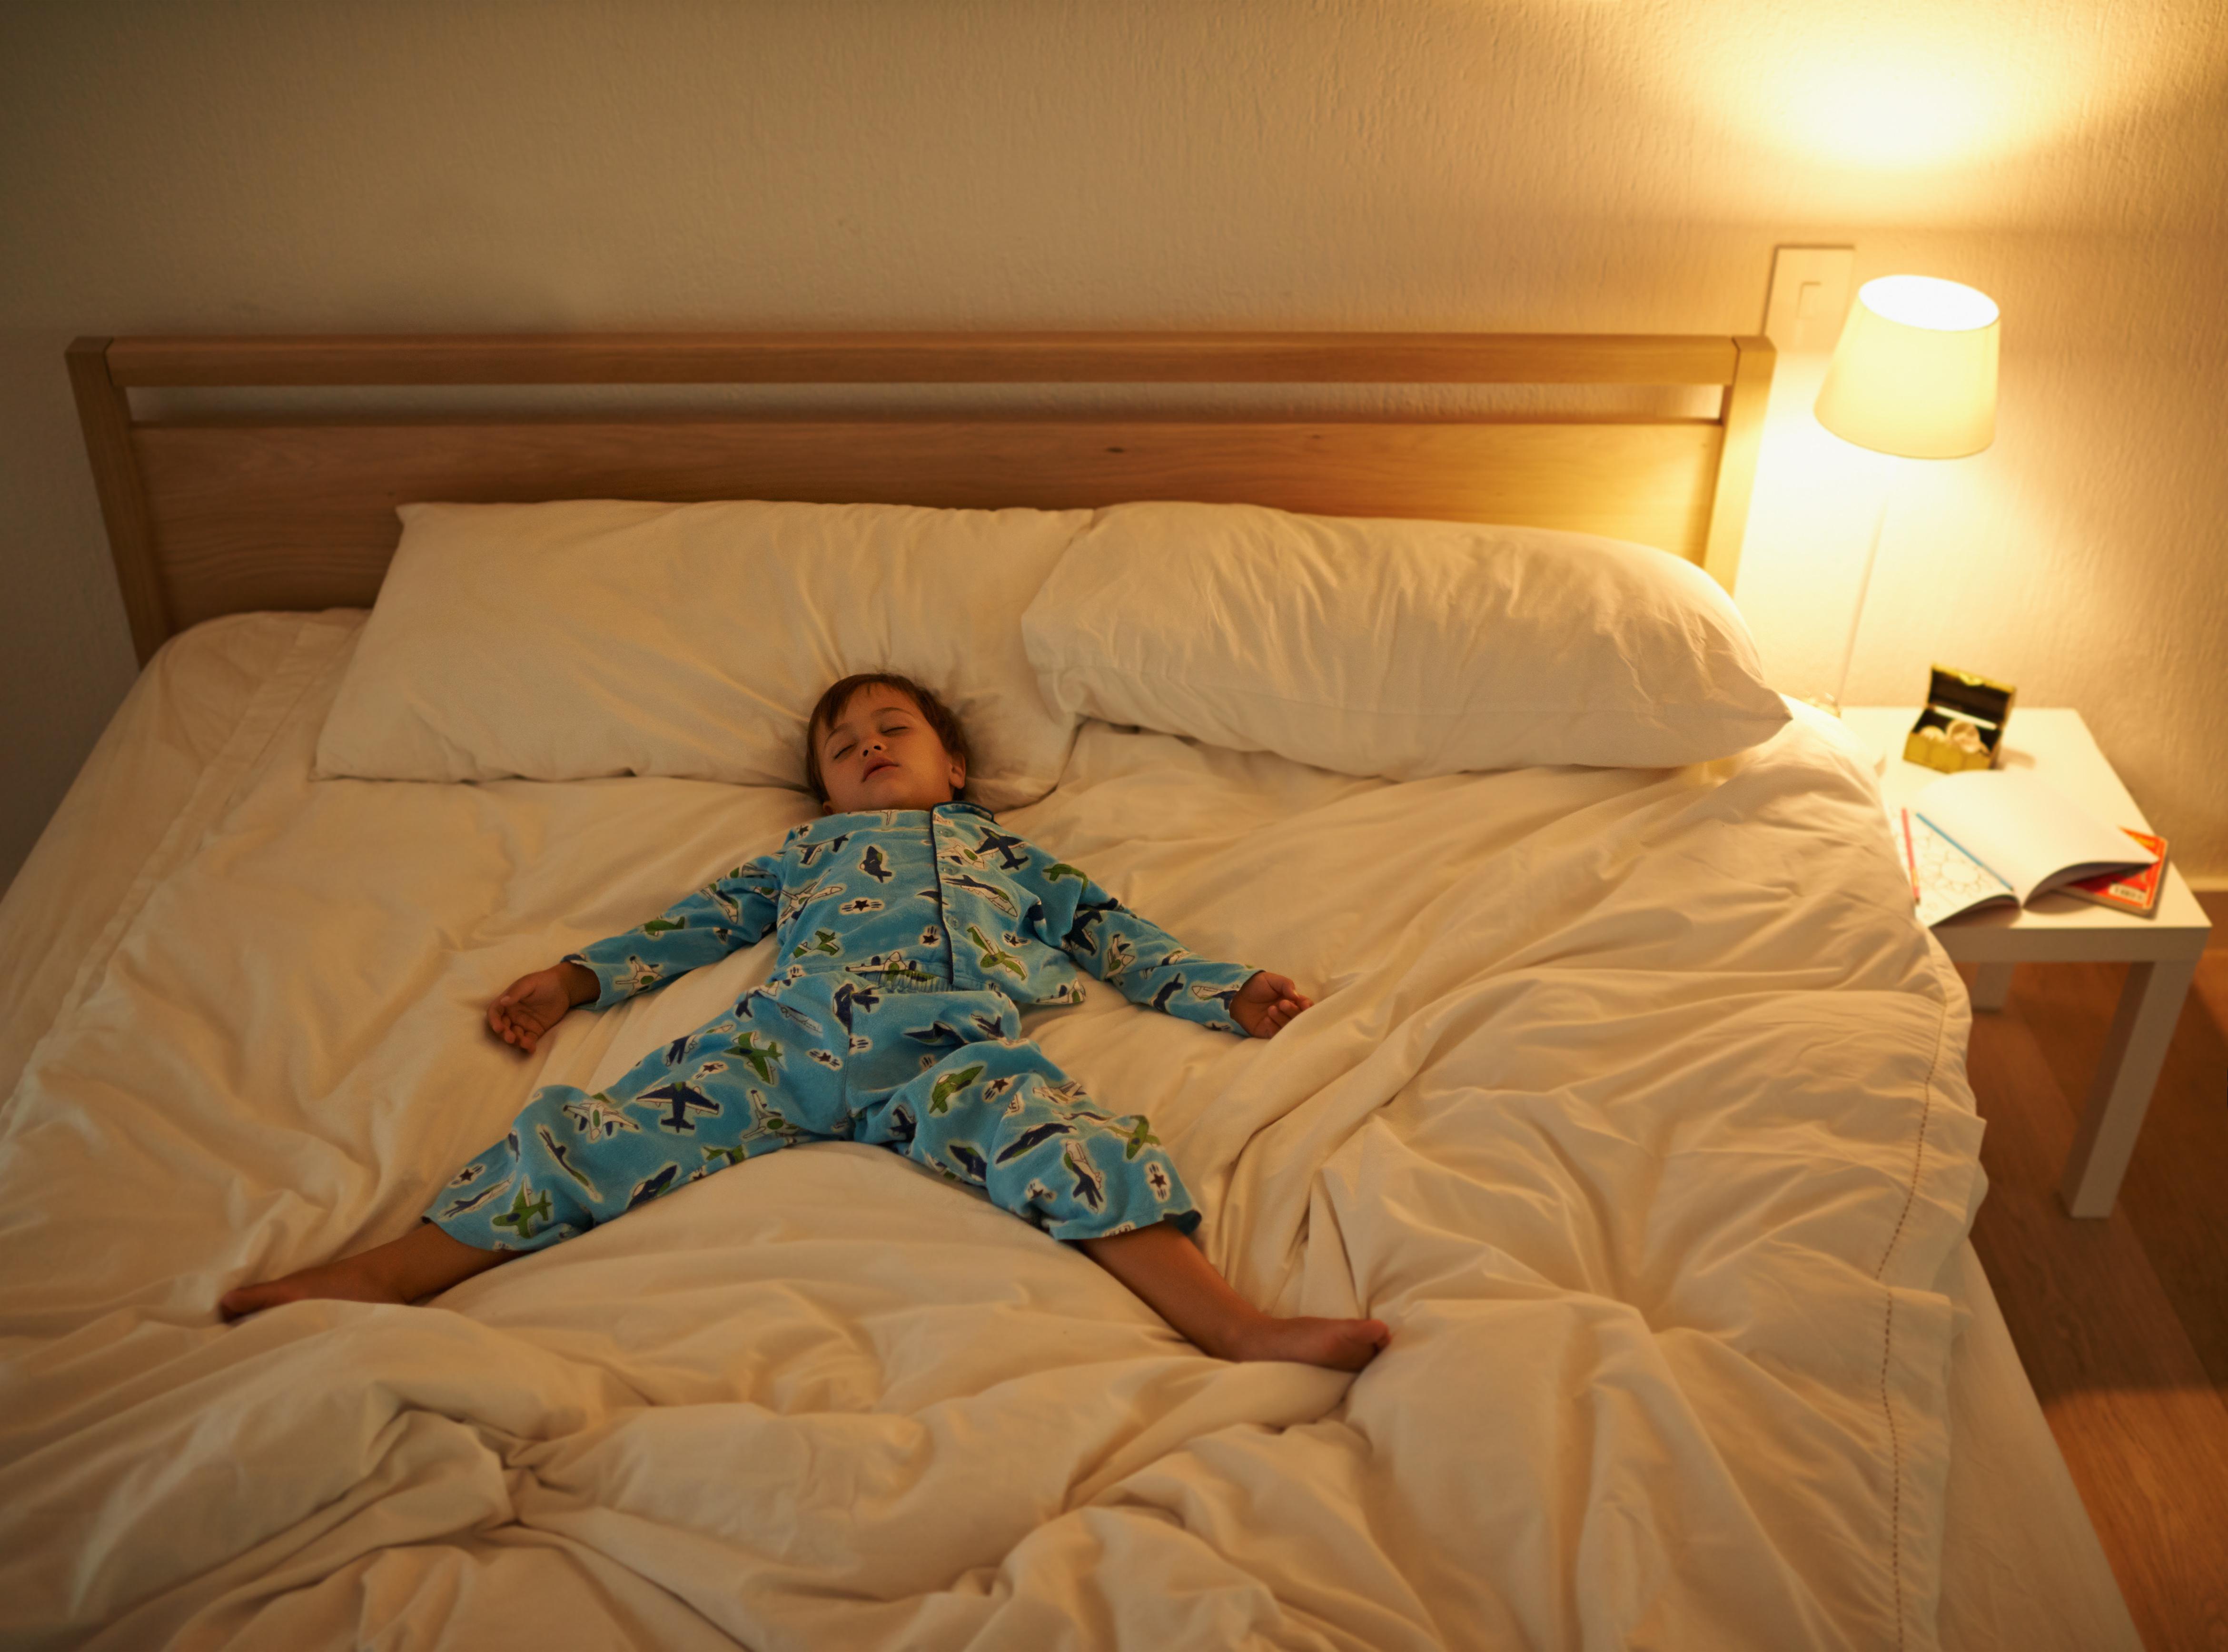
[1611,0,2228,178]
[1775,51,2020,171]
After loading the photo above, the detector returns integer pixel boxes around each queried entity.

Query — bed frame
[65,331,1774,666]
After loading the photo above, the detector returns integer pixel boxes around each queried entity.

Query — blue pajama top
[564,801,1258,1034]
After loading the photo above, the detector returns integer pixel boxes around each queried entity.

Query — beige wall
[4,0,2223,888]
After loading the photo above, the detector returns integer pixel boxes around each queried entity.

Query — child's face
[816,684,966,814]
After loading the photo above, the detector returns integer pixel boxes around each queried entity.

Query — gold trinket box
[1905,664,2015,773]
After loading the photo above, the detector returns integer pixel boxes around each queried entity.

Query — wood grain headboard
[66,331,1774,666]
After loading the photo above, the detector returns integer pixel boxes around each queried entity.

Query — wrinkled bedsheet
[0,612,1985,1651]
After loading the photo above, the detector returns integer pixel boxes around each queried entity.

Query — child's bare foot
[1218,1314,1392,1372]
[219,1223,512,1321]
[218,1254,407,1320]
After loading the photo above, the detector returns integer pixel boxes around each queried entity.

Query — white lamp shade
[1815,275,2000,459]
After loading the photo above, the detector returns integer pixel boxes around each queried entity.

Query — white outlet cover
[1765,246,1855,358]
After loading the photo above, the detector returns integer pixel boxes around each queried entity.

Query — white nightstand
[1844,708,2211,1217]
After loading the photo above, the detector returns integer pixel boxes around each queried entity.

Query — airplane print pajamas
[429,802,1257,1251]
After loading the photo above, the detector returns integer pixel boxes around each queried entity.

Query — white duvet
[0,613,1984,1651]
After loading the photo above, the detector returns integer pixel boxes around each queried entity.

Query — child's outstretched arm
[487,857,782,1053]
[1025,860,1307,1038]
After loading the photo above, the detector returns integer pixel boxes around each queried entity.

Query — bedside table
[1844,708,2212,1217]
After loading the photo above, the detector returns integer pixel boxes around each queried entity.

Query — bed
[0,331,2139,1649]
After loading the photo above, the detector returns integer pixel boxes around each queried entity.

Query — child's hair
[803,673,973,804]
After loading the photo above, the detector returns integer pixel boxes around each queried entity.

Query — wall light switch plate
[1764,246,1855,358]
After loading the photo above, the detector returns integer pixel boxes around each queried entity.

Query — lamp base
[1786,692,1886,775]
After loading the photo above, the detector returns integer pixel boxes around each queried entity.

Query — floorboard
[1961,920,2228,1652]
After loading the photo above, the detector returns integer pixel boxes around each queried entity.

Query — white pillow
[314,500,1089,810]
[1020,502,1788,777]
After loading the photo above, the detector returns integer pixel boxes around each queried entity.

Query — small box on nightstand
[1906,664,2016,772]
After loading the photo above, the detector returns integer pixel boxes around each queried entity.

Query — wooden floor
[1961,894,2228,1652]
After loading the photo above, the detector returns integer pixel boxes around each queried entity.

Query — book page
[1904,808,2015,926]
[1913,770,2150,905]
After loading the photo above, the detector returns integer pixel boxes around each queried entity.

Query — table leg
[2060,958,2198,1218]
[1971,962,2015,1011]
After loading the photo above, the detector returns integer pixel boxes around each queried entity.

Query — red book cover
[2063,830,2167,915]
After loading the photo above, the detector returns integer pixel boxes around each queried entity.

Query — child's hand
[1231,971,1312,1039]
[487,962,596,1054]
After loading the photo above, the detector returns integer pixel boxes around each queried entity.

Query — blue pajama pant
[427,973,1198,1250]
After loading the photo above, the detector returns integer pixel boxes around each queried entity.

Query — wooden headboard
[67,331,1775,666]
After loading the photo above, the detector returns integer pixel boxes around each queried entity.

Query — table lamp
[1812,274,2000,715]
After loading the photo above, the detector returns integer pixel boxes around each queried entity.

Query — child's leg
[224,990,839,1321]
[219,1221,510,1320]
[878,1028,1389,1372]
[1079,1221,1389,1372]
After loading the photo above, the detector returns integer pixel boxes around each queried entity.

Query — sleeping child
[222,672,1391,1372]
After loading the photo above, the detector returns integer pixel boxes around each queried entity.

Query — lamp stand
[1819,454,1898,719]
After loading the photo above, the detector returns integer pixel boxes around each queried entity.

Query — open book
[1898,769,2155,927]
